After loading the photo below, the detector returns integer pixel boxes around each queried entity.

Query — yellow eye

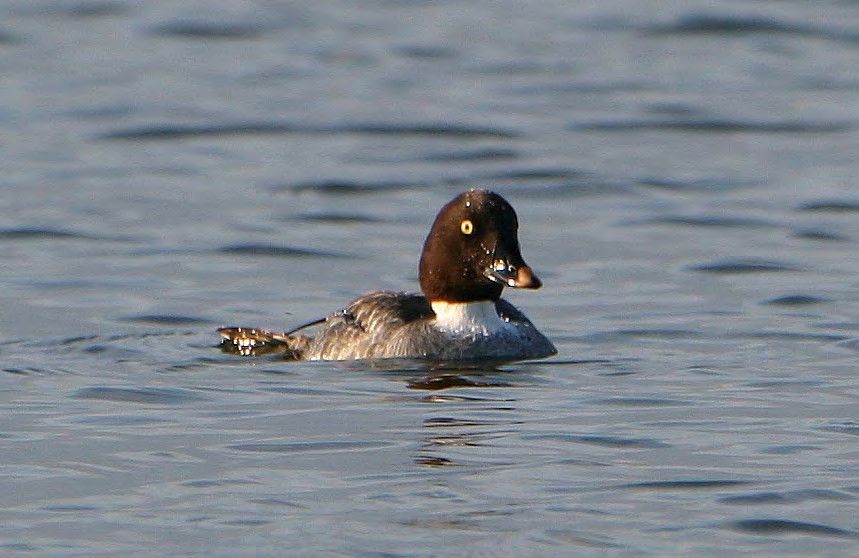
[460,219,474,235]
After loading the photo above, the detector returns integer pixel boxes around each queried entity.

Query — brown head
[419,190,542,303]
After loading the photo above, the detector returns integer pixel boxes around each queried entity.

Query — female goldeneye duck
[218,189,556,362]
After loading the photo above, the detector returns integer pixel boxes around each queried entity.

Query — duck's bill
[485,260,542,289]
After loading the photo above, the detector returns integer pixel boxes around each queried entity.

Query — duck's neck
[430,300,509,335]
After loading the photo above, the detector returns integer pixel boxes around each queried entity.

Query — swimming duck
[218,189,556,362]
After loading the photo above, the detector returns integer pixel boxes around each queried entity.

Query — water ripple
[15,1,127,18]
[448,168,628,196]
[798,200,859,213]
[720,489,856,505]
[792,228,850,241]
[648,15,806,35]
[294,213,385,224]
[229,441,391,453]
[419,147,518,162]
[590,397,691,407]
[637,177,761,192]
[646,15,858,44]
[216,244,347,258]
[820,422,859,436]
[523,434,670,449]
[574,119,851,133]
[284,180,423,195]
[101,122,518,141]
[69,414,171,426]
[622,480,754,490]
[687,259,804,274]
[72,387,207,404]
[728,519,859,539]
[43,505,102,512]
[0,29,20,44]
[0,228,128,242]
[639,215,780,229]
[764,295,828,306]
[120,315,214,325]
[149,22,268,40]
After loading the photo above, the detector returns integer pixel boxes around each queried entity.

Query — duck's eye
[460,219,474,235]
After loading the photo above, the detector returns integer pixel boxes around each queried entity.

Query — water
[1,0,858,555]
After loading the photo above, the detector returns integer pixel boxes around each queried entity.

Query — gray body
[292,291,556,361]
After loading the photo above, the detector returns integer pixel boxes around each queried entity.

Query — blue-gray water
[2,1,858,556]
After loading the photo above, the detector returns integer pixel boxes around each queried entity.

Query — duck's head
[419,189,542,303]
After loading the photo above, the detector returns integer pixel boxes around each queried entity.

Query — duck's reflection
[403,366,546,468]
[407,373,515,390]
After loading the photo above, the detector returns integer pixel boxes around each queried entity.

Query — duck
[218,189,556,362]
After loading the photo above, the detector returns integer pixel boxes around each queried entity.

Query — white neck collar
[430,300,510,335]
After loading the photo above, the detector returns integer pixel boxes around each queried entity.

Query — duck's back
[303,292,441,361]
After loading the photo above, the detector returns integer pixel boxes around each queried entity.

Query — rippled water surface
[1,0,858,555]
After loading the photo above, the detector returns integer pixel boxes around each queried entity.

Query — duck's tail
[217,327,308,358]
